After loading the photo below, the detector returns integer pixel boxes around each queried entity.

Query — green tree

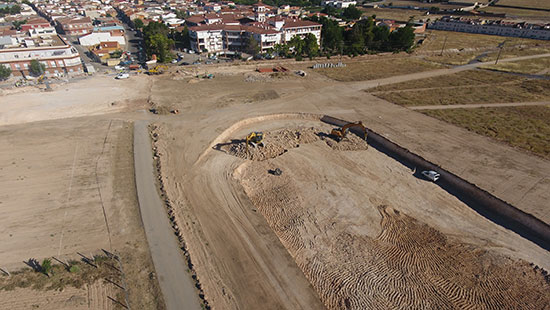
[12,19,26,30]
[245,34,260,56]
[388,25,415,51]
[143,22,174,62]
[273,43,289,57]
[176,25,191,49]
[0,64,11,80]
[133,18,144,30]
[342,5,362,20]
[29,59,45,76]
[317,17,343,53]
[146,33,174,62]
[289,36,305,56]
[41,258,52,277]
[303,33,319,58]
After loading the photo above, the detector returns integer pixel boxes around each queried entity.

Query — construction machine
[330,121,367,142]
[245,132,265,154]
[147,65,168,75]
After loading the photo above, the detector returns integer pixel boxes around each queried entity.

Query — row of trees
[132,16,414,63]
[311,15,415,56]
[0,4,20,17]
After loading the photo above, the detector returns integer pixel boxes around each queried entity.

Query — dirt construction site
[1,54,550,309]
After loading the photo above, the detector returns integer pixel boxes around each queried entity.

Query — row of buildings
[185,3,322,54]
[0,0,131,76]
[429,16,550,40]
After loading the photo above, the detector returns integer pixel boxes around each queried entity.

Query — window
[24,63,28,68]
[50,61,56,67]
[15,64,20,69]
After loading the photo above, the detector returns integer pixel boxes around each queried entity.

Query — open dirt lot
[148,62,550,309]
[2,52,550,309]
[0,115,163,309]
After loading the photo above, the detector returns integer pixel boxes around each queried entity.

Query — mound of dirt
[238,161,550,310]
[323,133,368,151]
[217,126,368,160]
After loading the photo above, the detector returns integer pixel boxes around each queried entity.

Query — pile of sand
[217,126,368,160]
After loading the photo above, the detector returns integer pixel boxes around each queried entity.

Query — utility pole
[439,36,447,56]
[495,40,507,65]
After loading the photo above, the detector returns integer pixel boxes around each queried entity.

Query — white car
[421,170,440,182]
[115,73,129,79]
[114,65,124,70]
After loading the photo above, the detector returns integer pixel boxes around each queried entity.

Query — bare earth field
[2,52,550,310]
[147,65,550,309]
[0,114,163,308]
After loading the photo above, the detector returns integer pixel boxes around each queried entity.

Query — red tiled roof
[281,19,321,29]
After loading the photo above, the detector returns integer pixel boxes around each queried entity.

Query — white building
[79,32,126,46]
[430,17,550,40]
[189,18,322,53]
[0,35,82,76]
[321,0,357,9]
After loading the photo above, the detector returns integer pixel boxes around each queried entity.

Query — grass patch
[373,78,550,106]
[369,69,521,92]
[316,57,445,82]
[0,255,120,292]
[481,56,550,74]
[422,106,550,159]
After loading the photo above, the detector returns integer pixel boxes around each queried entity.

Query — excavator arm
[330,121,367,142]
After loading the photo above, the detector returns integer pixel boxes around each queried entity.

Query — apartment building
[189,18,321,53]
[56,16,93,35]
[430,16,550,40]
[0,34,82,76]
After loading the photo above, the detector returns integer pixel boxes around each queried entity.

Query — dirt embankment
[238,159,550,310]
[216,126,368,161]
[232,125,550,310]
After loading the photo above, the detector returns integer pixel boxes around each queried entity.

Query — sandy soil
[0,116,163,309]
[149,64,550,309]
[235,125,550,309]
[0,75,150,126]
[2,54,550,310]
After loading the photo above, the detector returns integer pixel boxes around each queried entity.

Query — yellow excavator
[147,65,168,75]
[330,121,367,142]
[245,132,265,154]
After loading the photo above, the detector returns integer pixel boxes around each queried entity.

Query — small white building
[79,32,126,46]
[321,0,357,9]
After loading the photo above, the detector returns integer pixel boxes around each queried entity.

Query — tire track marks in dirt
[239,163,550,310]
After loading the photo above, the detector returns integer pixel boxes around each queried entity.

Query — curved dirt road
[134,120,201,310]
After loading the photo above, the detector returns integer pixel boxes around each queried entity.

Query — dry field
[369,69,521,92]
[481,55,550,74]
[315,57,445,82]
[372,77,550,106]
[497,0,550,8]
[422,105,550,159]
[418,30,545,53]
[360,8,442,22]
[482,6,550,19]
[0,115,163,309]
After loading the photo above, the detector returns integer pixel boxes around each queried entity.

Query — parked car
[421,170,440,182]
[179,62,190,66]
[171,59,178,64]
[114,65,124,70]
[115,73,130,79]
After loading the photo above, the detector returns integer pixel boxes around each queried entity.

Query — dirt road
[410,101,550,110]
[134,120,201,310]
[350,53,550,90]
